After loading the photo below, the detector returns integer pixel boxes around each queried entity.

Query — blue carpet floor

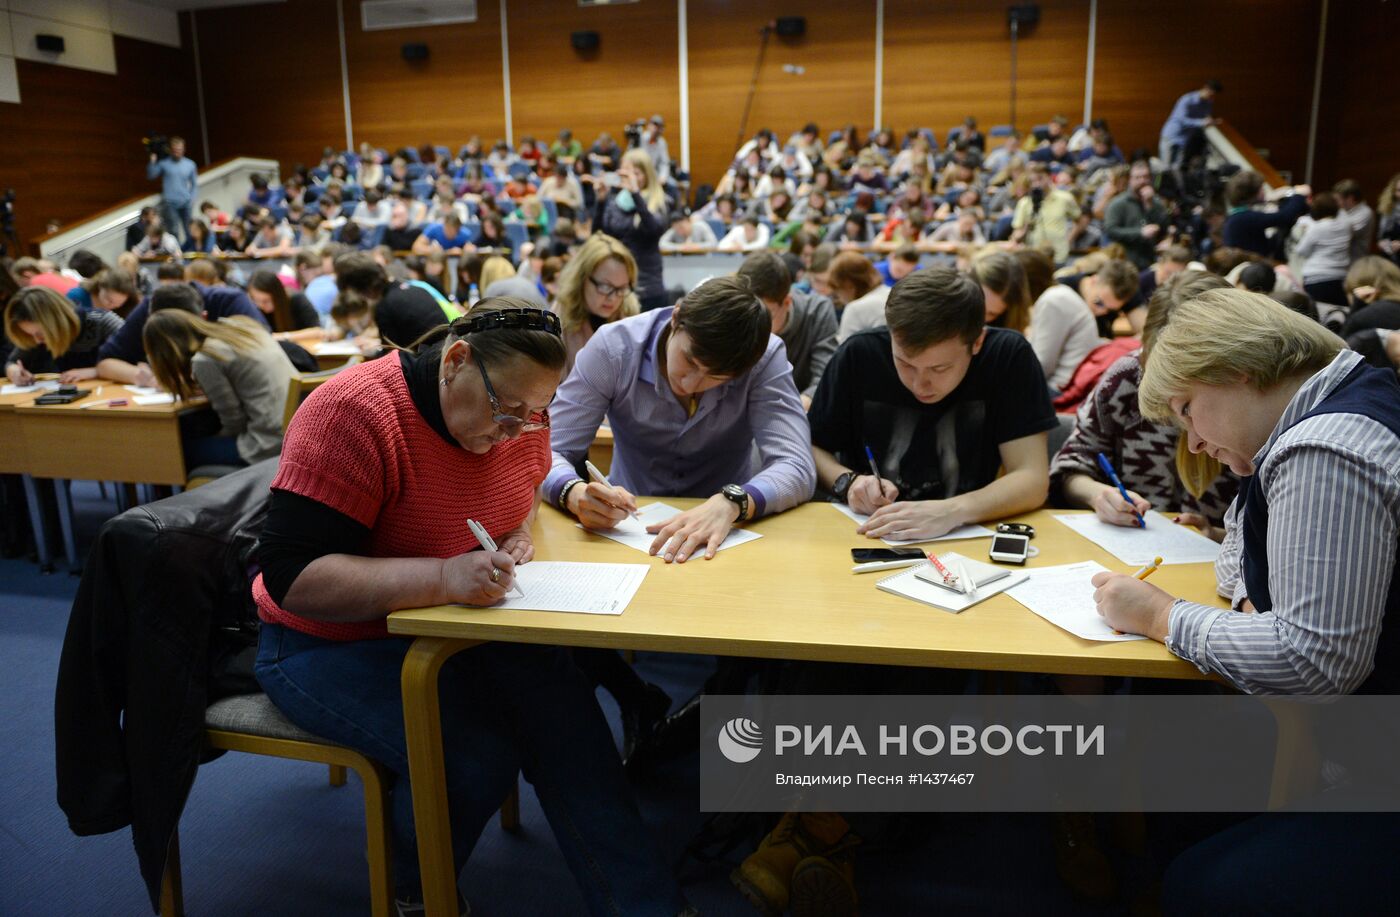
[0,481,1129,916]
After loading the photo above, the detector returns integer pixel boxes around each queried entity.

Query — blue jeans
[254,624,687,915]
[160,199,193,244]
[184,435,243,470]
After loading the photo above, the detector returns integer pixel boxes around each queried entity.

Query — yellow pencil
[1133,556,1164,580]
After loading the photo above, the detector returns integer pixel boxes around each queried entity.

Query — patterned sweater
[252,353,550,641]
[1049,351,1239,524]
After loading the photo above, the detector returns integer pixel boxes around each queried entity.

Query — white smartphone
[988,533,1031,565]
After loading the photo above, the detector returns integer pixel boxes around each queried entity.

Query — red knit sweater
[252,353,550,641]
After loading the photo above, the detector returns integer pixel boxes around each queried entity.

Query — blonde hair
[552,233,639,334]
[142,311,268,401]
[621,148,667,215]
[1378,172,1400,218]
[478,255,516,292]
[4,286,81,356]
[1139,289,1344,423]
[1344,256,1400,302]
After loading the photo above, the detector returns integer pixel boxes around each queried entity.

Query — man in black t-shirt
[809,267,1057,542]
[334,251,455,351]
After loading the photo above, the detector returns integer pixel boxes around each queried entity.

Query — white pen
[467,518,524,597]
[584,460,642,520]
[954,559,976,598]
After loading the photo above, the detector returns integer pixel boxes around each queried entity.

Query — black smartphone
[34,386,89,405]
[851,547,925,562]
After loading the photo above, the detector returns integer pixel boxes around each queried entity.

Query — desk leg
[20,475,52,572]
[53,478,78,572]
[1266,700,1320,809]
[401,637,479,917]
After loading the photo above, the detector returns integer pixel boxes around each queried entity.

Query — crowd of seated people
[9,97,1400,916]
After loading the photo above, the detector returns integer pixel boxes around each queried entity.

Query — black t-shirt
[289,292,321,330]
[374,282,449,349]
[809,327,1056,501]
[383,225,422,251]
[1342,299,1400,338]
[1058,272,1142,337]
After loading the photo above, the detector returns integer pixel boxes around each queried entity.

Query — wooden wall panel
[344,0,505,154]
[195,0,345,172]
[882,0,1089,143]
[506,0,677,161]
[0,31,198,249]
[686,0,877,192]
[1313,0,1400,209]
[1092,0,1321,180]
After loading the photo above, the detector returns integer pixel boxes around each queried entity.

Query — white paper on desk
[485,561,648,615]
[124,385,163,396]
[829,502,994,546]
[1006,561,1145,642]
[314,341,363,356]
[2,381,60,395]
[580,501,763,555]
[1053,512,1220,566]
[131,393,176,406]
[876,555,1027,613]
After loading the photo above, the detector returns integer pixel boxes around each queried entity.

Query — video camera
[1,188,16,256]
[143,133,171,160]
[623,119,646,150]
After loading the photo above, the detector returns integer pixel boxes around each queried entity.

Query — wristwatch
[721,483,749,522]
[832,471,856,504]
[558,478,585,511]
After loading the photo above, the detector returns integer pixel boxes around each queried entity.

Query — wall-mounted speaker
[774,16,806,38]
[35,34,66,54]
[571,31,600,52]
[1007,4,1040,32]
[401,42,429,62]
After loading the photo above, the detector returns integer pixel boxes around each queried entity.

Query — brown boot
[732,812,853,916]
[789,848,859,917]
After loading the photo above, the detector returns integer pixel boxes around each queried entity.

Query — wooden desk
[309,341,362,371]
[388,502,1225,914]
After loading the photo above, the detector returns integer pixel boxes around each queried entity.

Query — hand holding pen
[1095,452,1149,529]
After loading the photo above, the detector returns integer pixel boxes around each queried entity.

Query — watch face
[723,484,745,499]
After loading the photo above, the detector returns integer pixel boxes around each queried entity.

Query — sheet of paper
[829,502,995,546]
[124,385,163,396]
[2,381,60,395]
[1053,512,1220,566]
[485,561,649,615]
[877,556,1028,613]
[132,393,176,406]
[1005,561,1145,642]
[581,501,763,555]
[314,341,363,356]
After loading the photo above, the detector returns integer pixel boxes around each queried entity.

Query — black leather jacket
[54,460,277,911]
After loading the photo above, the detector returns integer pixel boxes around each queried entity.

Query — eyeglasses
[587,275,631,300]
[472,352,550,432]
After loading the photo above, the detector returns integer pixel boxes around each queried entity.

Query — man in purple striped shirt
[544,275,816,564]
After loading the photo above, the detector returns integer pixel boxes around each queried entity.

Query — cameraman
[640,115,671,183]
[1011,164,1080,263]
[1159,79,1221,172]
[146,136,197,244]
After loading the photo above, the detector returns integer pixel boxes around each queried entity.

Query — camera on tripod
[143,133,171,160]
[623,119,646,150]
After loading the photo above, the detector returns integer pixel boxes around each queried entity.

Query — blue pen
[1096,452,1145,528]
[863,444,882,480]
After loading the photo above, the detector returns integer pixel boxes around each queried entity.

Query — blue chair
[411,179,434,200]
[363,224,386,248]
[405,163,427,181]
[269,206,288,223]
[341,184,364,202]
[507,162,533,182]
[460,223,481,245]
[434,145,450,161]
[404,147,420,163]
[342,152,360,171]
[463,200,480,220]
[310,167,330,183]
[989,124,1014,138]
[705,218,726,240]
[504,221,528,256]
[539,198,557,233]
[946,126,964,147]
[304,186,322,204]
[827,130,844,146]
[918,127,939,149]
[457,144,475,160]
[340,203,357,219]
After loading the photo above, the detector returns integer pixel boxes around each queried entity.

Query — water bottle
[468,282,479,306]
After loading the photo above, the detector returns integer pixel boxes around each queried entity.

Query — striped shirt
[1167,351,1400,694]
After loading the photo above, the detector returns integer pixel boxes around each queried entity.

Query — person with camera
[145,136,197,245]
[584,149,671,311]
[1159,79,1222,172]
[1011,164,1081,263]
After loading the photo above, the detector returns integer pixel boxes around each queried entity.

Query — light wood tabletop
[14,383,209,486]
[390,498,1228,915]
[390,501,1223,680]
[1,377,106,474]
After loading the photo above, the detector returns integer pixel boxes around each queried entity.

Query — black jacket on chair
[54,459,277,912]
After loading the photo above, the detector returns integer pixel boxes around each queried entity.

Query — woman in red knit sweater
[251,301,690,916]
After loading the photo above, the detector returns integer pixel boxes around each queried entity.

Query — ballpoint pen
[585,460,642,520]
[1096,452,1146,528]
[467,518,524,598]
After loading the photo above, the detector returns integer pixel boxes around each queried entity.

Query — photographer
[1011,164,1081,263]
[638,115,671,183]
[585,149,671,310]
[1159,79,1221,172]
[145,136,197,244]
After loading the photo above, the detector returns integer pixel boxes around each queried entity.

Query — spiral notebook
[875,553,1028,613]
